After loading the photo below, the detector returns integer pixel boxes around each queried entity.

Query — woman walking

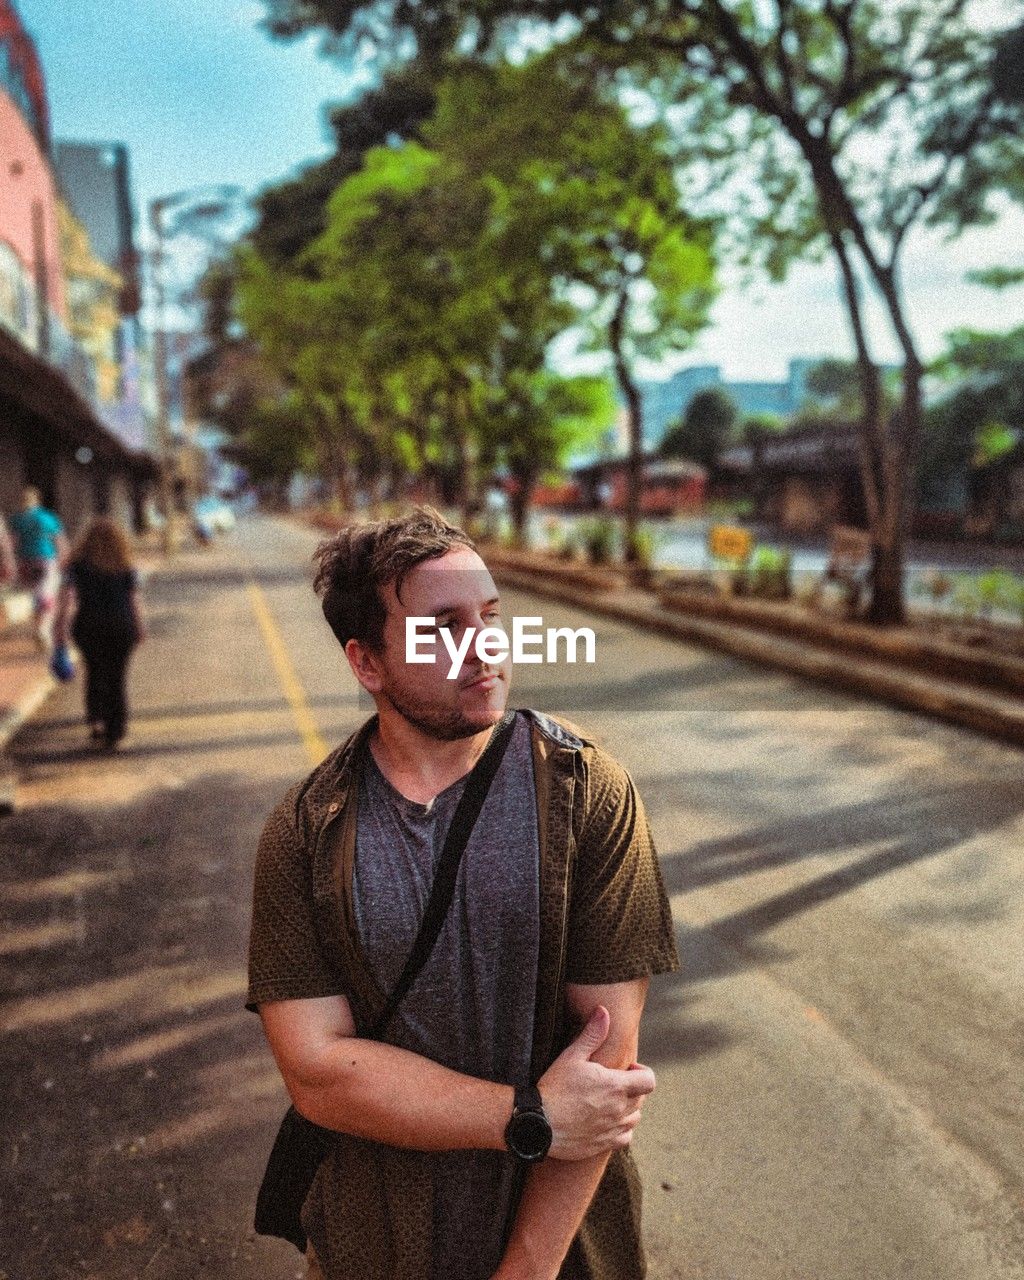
[54,517,146,749]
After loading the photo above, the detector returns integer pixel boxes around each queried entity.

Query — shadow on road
[32,693,356,731]
[154,564,312,598]
[13,727,328,766]
[0,771,298,1280]
[652,768,1024,998]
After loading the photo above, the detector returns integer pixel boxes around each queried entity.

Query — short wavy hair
[312,507,475,651]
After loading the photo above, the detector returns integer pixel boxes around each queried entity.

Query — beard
[380,678,505,741]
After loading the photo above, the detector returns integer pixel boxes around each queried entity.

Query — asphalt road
[1,514,1023,1280]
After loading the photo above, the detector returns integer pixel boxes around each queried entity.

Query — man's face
[348,546,511,740]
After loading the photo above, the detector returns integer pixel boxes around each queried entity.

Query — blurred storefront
[718,423,866,535]
[0,0,155,531]
[531,455,707,515]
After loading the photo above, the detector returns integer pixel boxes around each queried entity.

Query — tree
[919,325,1024,524]
[487,370,615,539]
[660,386,737,469]
[804,359,861,415]
[422,53,715,557]
[239,51,712,531]
[741,411,786,442]
[250,68,437,267]
[239,122,601,516]
[260,0,1024,622]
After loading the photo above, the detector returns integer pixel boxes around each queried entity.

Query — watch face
[509,1110,552,1162]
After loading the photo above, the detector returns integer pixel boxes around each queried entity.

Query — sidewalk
[0,594,54,812]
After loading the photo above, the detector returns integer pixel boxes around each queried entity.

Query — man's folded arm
[258,990,652,1161]
[260,994,515,1152]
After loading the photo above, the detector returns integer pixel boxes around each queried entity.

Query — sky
[17,0,1024,383]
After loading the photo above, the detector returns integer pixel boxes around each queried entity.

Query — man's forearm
[491,978,652,1279]
[495,1152,611,1280]
[288,1036,514,1153]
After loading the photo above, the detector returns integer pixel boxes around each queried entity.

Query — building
[0,0,65,355]
[531,455,707,516]
[53,139,149,453]
[0,0,155,530]
[53,140,141,317]
[633,358,824,449]
[718,421,865,535]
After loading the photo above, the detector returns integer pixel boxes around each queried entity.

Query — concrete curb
[0,664,55,814]
[492,565,1024,749]
[1,589,34,627]
[0,668,56,747]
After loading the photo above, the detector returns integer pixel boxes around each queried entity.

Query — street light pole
[147,184,243,557]
[150,199,176,555]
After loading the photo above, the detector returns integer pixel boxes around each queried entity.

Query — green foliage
[974,423,1019,468]
[257,0,1024,627]
[707,497,755,521]
[741,413,786,441]
[237,394,316,485]
[967,266,1024,291]
[803,359,863,416]
[920,325,1024,490]
[250,69,437,267]
[580,517,617,565]
[625,528,657,570]
[734,545,793,600]
[557,530,579,561]
[235,47,715,513]
[952,576,982,621]
[949,569,1024,623]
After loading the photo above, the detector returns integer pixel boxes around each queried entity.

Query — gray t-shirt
[353,712,540,1280]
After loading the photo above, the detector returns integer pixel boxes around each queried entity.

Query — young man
[247,508,678,1280]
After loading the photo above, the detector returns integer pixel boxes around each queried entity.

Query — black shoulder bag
[254,710,519,1252]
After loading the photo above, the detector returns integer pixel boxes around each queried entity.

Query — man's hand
[538,1004,655,1161]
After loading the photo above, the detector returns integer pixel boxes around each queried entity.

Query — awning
[0,326,158,477]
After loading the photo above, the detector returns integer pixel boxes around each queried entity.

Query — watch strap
[514,1084,543,1115]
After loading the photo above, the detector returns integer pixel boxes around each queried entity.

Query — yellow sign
[708,524,753,563]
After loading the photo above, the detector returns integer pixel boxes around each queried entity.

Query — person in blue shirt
[8,486,67,652]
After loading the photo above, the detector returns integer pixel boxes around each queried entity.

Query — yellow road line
[246,581,328,767]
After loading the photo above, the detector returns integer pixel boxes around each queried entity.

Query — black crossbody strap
[370,709,518,1038]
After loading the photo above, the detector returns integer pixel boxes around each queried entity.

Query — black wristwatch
[504,1085,553,1163]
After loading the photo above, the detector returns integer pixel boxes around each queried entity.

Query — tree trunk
[509,463,538,545]
[868,536,905,625]
[447,385,477,521]
[609,290,643,561]
[827,227,903,621]
[800,138,927,625]
[460,428,476,522]
[316,430,353,513]
[333,458,354,512]
[867,357,923,624]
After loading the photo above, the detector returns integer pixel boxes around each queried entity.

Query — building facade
[0,0,65,354]
[635,358,823,449]
[0,0,154,531]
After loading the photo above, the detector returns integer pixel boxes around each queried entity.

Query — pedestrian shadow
[640,969,738,1072]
